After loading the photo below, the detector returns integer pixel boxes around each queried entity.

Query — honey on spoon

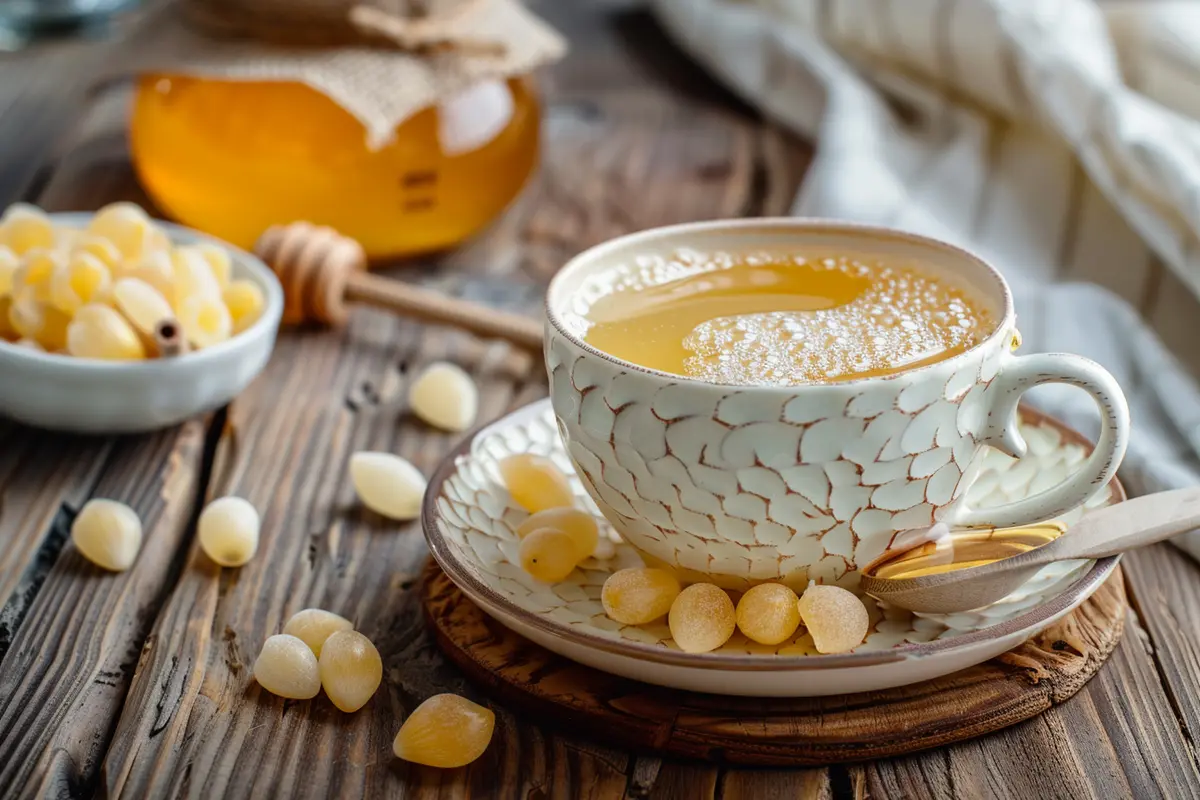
[861,487,1200,614]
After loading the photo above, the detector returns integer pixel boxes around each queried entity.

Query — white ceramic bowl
[0,213,283,433]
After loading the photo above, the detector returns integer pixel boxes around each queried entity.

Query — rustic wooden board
[421,561,1128,767]
[0,0,1199,797]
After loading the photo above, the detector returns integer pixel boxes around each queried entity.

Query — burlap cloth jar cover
[114,0,566,150]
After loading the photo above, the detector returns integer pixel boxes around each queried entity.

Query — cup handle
[950,353,1130,529]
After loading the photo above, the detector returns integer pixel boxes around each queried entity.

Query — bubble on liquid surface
[797,584,870,654]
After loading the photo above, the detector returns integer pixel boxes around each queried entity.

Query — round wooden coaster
[421,560,1127,766]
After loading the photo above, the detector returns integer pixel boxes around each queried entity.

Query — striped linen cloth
[652,0,1200,558]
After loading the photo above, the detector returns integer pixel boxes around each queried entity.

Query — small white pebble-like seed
[253,634,321,699]
[283,608,354,658]
[197,496,259,567]
[408,361,478,432]
[349,452,427,520]
[71,499,142,571]
[319,630,383,712]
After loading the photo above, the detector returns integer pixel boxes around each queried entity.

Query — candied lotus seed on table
[408,361,479,432]
[253,634,321,699]
[113,277,174,336]
[669,583,736,654]
[516,507,599,560]
[87,202,159,261]
[197,496,260,567]
[518,528,579,582]
[349,451,427,521]
[178,294,232,349]
[393,693,496,768]
[735,583,802,645]
[283,608,353,658]
[223,279,265,334]
[319,630,383,713]
[498,454,574,513]
[67,304,146,360]
[71,499,142,572]
[0,204,54,254]
[49,252,111,315]
[797,583,870,654]
[601,567,681,625]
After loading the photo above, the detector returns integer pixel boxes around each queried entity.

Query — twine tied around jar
[181,0,506,56]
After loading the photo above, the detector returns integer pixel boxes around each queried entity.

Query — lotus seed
[797,584,870,654]
[253,634,321,699]
[669,583,736,654]
[735,583,801,645]
[71,498,142,572]
[197,496,260,567]
[349,451,427,521]
[393,693,495,768]
[601,567,681,625]
[409,361,478,432]
[283,608,354,658]
[319,630,383,712]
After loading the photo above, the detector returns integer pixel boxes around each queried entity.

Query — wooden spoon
[860,487,1200,614]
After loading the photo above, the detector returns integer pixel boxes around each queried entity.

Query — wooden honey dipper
[254,223,545,351]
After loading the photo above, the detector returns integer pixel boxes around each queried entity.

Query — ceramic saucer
[422,399,1122,697]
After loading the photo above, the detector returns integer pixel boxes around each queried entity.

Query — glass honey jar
[129,73,541,260]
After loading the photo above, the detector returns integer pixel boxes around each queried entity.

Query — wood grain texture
[422,561,1128,766]
[1,0,1200,797]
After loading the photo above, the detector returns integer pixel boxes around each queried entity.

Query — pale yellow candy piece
[87,202,159,260]
[0,246,17,297]
[1,204,54,255]
[223,279,265,334]
[191,241,232,287]
[498,454,574,513]
[408,361,478,432]
[797,584,870,654]
[67,304,146,360]
[518,528,578,582]
[319,630,383,713]
[71,234,122,269]
[393,694,495,767]
[735,583,801,645]
[349,451,427,521]
[113,277,173,336]
[669,583,736,654]
[516,507,599,560]
[121,250,175,296]
[71,498,142,571]
[13,337,42,351]
[601,567,681,625]
[253,634,321,700]
[197,496,259,567]
[50,252,111,315]
[283,608,354,658]
[15,248,62,303]
[171,246,221,308]
[9,296,70,351]
[178,294,232,349]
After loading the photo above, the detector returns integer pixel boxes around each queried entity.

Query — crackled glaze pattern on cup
[544,220,1129,589]
[428,400,1115,662]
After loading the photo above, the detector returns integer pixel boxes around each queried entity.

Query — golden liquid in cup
[867,521,1068,580]
[581,252,992,385]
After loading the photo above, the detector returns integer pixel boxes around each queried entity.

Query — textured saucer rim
[422,398,1123,672]
[0,212,284,370]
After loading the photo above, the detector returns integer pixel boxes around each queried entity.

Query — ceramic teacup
[544,219,1130,589]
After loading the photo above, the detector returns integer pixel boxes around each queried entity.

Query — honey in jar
[129,74,541,260]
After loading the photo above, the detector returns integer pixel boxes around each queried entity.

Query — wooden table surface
[2,2,1200,798]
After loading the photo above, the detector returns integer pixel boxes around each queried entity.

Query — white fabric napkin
[651,0,1200,558]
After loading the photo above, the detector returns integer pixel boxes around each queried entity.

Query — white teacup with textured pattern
[545,219,1130,590]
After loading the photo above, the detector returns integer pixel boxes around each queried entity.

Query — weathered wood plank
[719,768,832,800]
[0,421,208,797]
[854,603,1200,799]
[1120,544,1200,739]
